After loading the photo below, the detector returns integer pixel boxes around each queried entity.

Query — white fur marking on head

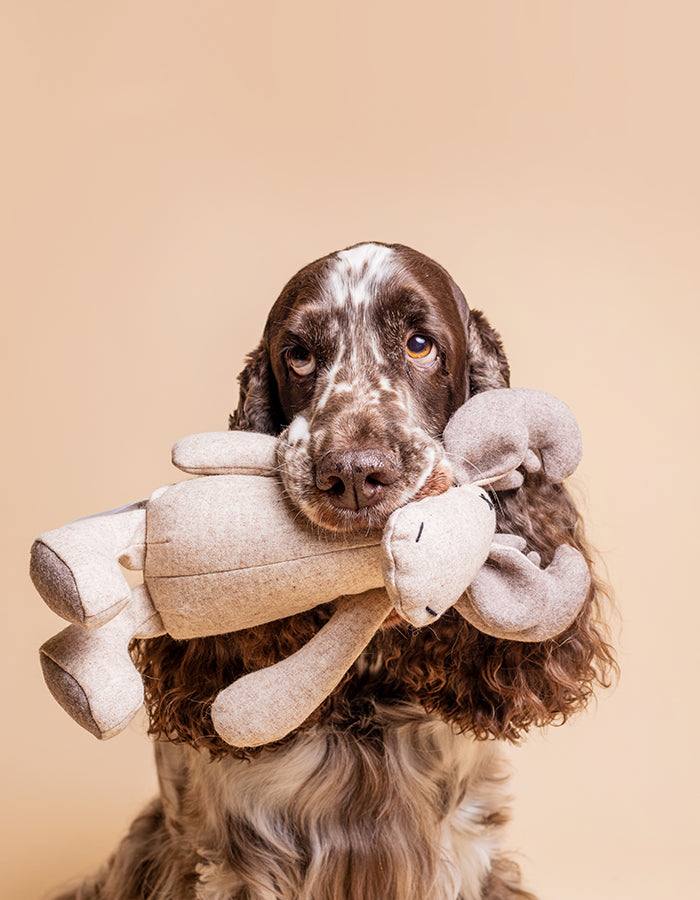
[315,340,346,413]
[379,375,397,395]
[411,444,436,496]
[326,243,396,307]
[287,415,310,445]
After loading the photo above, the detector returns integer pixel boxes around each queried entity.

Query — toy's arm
[211,589,393,748]
[444,388,582,491]
[172,431,278,476]
[455,534,591,641]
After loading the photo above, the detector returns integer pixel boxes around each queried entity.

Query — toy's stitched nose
[315,450,399,510]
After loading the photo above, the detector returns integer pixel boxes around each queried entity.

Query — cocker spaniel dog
[66,242,613,900]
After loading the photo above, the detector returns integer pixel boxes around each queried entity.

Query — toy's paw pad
[40,653,101,738]
[30,541,85,626]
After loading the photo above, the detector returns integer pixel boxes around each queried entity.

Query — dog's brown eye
[405,334,438,366]
[287,346,316,376]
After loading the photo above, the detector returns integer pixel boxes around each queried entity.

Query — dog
[65,243,613,899]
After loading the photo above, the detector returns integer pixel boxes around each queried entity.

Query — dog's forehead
[270,243,467,358]
[283,243,397,324]
[292,243,454,320]
[324,243,398,307]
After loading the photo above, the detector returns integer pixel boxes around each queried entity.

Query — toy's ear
[229,340,284,435]
[466,309,511,396]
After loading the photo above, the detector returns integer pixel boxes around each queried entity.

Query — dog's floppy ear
[467,309,511,395]
[229,341,283,435]
[447,278,509,396]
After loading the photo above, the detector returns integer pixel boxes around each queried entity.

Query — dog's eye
[405,334,438,367]
[287,346,316,376]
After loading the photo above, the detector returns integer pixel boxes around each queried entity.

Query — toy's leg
[212,588,393,748]
[30,501,146,628]
[39,584,164,740]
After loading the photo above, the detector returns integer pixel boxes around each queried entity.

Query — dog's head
[231,242,509,533]
[135,243,614,759]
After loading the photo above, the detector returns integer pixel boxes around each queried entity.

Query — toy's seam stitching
[174,465,275,476]
[146,542,379,580]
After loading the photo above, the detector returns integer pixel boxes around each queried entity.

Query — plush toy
[31,389,590,749]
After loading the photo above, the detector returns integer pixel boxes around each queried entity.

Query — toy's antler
[444,388,582,490]
[436,387,591,640]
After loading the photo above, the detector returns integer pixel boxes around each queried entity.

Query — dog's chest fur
[149,704,513,900]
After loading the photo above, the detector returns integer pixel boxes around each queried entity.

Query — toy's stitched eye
[287,346,316,376]
[405,334,438,367]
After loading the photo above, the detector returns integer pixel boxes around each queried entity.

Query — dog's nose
[315,450,400,510]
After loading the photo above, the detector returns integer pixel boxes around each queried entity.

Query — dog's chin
[297,493,403,535]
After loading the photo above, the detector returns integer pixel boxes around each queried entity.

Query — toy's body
[31,388,591,749]
[145,469,492,637]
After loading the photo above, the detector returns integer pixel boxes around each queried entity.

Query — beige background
[2,2,698,897]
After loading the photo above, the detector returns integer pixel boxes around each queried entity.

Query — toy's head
[231,242,508,534]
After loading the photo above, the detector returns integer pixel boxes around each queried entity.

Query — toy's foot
[30,503,146,628]
[40,625,145,740]
[40,652,104,739]
[31,540,87,626]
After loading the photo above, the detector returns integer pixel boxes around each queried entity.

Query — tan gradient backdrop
[1,2,698,897]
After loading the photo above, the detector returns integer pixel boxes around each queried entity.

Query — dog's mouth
[306,506,390,535]
[281,449,454,536]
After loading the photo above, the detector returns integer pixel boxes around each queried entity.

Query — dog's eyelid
[288,345,313,360]
[281,331,308,350]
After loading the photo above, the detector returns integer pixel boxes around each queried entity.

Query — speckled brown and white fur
[67,706,527,900]
[57,243,612,900]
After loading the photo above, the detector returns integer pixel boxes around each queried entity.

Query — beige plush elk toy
[31,389,590,749]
